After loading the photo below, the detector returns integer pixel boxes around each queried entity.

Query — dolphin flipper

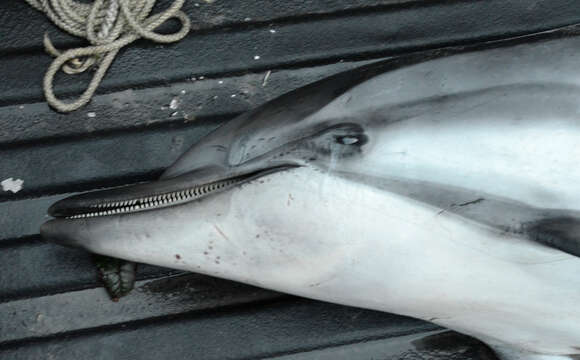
[523,217,580,259]
[491,344,580,360]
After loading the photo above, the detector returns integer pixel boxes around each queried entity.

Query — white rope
[24,0,191,112]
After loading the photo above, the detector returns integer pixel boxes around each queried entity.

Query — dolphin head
[40,64,399,306]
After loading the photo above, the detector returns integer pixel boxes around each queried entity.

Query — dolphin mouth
[49,165,298,220]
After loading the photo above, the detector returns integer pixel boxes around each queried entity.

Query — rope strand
[24,0,191,112]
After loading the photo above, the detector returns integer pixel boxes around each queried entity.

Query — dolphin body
[42,28,580,360]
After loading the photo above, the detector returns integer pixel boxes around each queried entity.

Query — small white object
[87,112,96,118]
[171,111,179,117]
[218,80,224,84]
[199,76,205,80]
[19,105,24,109]
[180,90,186,95]
[2,178,24,193]
[231,94,237,98]
[169,98,179,110]
[262,70,272,87]
[269,29,276,34]
[254,55,261,60]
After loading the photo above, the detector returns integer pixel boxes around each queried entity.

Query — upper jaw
[48,163,300,220]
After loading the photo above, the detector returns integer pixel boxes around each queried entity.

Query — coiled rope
[24,0,191,112]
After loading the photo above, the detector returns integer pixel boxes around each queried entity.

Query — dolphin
[41,28,580,360]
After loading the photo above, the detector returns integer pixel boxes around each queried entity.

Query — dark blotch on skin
[457,198,485,207]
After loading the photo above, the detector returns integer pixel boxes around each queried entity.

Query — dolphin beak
[46,169,220,219]
[40,164,299,250]
[40,218,81,248]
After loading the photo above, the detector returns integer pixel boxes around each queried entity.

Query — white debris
[218,80,224,84]
[19,105,24,109]
[231,94,237,98]
[198,76,205,80]
[169,98,179,110]
[262,70,272,87]
[2,178,24,193]
[244,17,252,22]
[171,111,179,117]
[87,112,96,118]
[180,90,186,95]
[269,29,276,34]
[254,55,261,60]
[183,113,196,122]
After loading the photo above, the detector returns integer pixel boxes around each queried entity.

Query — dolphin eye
[335,134,368,146]
[336,135,361,145]
[302,123,367,159]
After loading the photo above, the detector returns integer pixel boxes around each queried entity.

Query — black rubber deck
[2,1,580,359]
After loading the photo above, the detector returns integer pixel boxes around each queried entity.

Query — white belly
[224,168,580,356]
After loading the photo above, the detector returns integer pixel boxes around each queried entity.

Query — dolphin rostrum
[42,27,580,360]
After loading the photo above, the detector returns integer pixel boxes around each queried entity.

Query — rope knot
[25,0,191,112]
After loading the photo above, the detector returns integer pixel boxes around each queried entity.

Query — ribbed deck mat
[2,1,580,358]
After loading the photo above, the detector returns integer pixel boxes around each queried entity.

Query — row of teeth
[67,179,240,219]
